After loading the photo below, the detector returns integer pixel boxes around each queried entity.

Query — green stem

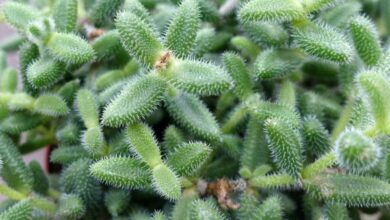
[0,184,26,200]
[221,103,247,134]
[302,152,336,179]
[331,96,354,143]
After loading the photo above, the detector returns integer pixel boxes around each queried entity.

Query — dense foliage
[1,0,390,219]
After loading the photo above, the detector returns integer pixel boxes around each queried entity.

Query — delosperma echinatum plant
[2,0,390,219]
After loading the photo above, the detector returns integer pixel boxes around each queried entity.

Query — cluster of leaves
[1,0,390,219]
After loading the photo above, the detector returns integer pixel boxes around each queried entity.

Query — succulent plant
[1,0,390,219]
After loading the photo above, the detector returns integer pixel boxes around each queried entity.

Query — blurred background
[0,0,47,201]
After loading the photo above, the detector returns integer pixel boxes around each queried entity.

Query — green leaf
[50,146,88,165]
[335,129,380,172]
[168,142,211,176]
[191,199,224,220]
[245,94,301,129]
[163,125,186,154]
[33,94,69,116]
[19,42,39,96]
[92,30,124,60]
[238,0,305,23]
[237,193,260,220]
[349,15,381,66]
[172,196,196,220]
[127,122,163,167]
[0,112,42,134]
[255,49,303,80]
[98,81,127,106]
[26,57,65,89]
[264,118,303,178]
[90,156,151,189]
[2,2,39,31]
[293,23,353,63]
[53,0,78,32]
[46,32,95,65]
[302,116,331,157]
[152,164,181,200]
[82,127,105,155]
[57,194,86,219]
[104,189,130,217]
[164,0,200,58]
[192,28,217,58]
[102,74,166,127]
[76,89,100,129]
[0,200,32,220]
[358,70,390,133]
[223,52,253,100]
[165,92,221,141]
[55,120,81,145]
[0,68,17,93]
[116,11,163,68]
[305,174,390,207]
[168,59,232,96]
[90,0,125,26]
[242,117,269,170]
[241,22,288,47]
[0,133,33,193]
[304,0,338,13]
[29,161,49,195]
[257,196,283,220]
[325,203,350,220]
[58,79,80,106]
[61,159,102,208]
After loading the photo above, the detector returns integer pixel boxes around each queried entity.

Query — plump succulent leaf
[57,194,86,219]
[302,116,331,157]
[305,174,390,207]
[293,23,353,63]
[82,127,105,155]
[168,59,232,96]
[349,15,381,66]
[335,129,380,172]
[257,196,283,220]
[90,0,125,26]
[255,49,303,80]
[90,156,151,189]
[165,92,221,141]
[127,122,163,167]
[164,0,200,58]
[223,52,253,100]
[0,200,32,220]
[168,142,211,176]
[46,32,95,65]
[325,203,350,220]
[76,89,100,129]
[163,125,186,154]
[0,133,33,193]
[27,57,65,89]
[191,199,224,220]
[19,42,40,96]
[92,30,124,60]
[242,117,269,171]
[238,0,305,23]
[0,112,42,134]
[102,75,166,127]
[241,22,288,47]
[171,195,196,220]
[29,161,49,195]
[192,28,216,58]
[152,164,181,200]
[58,79,80,106]
[264,118,303,178]
[53,0,78,32]
[237,193,260,220]
[33,94,69,116]
[60,159,102,208]
[104,189,130,217]
[116,11,163,68]
[50,146,88,165]
[321,1,361,28]
[358,70,390,134]
[2,2,39,31]
[304,0,338,13]
[245,95,301,129]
